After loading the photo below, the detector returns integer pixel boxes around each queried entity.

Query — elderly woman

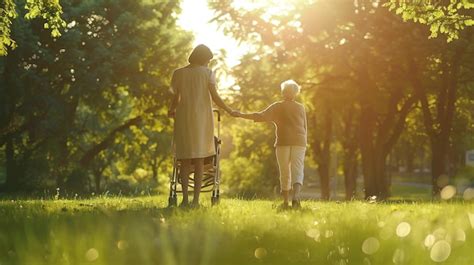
[236,80,307,209]
[168,44,236,208]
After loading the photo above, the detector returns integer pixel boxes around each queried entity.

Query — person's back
[236,80,307,209]
[174,65,214,115]
[268,100,307,147]
[168,44,237,208]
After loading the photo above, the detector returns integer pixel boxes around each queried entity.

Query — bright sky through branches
[177,0,296,90]
[178,0,246,68]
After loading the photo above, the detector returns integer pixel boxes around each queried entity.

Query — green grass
[0,196,473,265]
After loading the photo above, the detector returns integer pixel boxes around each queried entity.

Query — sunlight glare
[178,0,252,67]
[85,248,99,262]
[306,228,320,241]
[254,247,267,259]
[117,240,129,250]
[430,240,451,262]
[396,222,411,238]
[231,0,295,16]
[324,230,334,238]
[433,227,447,240]
[361,237,380,255]
[463,187,474,200]
[440,185,456,200]
[454,228,466,242]
[424,234,436,248]
[392,248,405,264]
[468,212,474,229]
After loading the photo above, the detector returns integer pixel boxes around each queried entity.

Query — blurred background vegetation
[0,0,473,200]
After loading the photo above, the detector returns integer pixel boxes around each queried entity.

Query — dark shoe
[292,200,301,209]
[190,202,201,209]
[276,203,290,212]
[179,201,190,209]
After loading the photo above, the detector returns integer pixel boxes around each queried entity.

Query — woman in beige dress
[168,44,235,208]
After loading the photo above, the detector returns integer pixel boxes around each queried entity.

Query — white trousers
[275,146,306,191]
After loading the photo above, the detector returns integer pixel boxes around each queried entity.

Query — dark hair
[188,44,213,65]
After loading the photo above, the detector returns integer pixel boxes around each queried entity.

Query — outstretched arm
[237,102,277,122]
[237,112,263,121]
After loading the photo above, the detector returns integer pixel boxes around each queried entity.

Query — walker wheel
[168,196,178,207]
[211,196,220,206]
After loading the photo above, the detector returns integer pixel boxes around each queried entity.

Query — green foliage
[0,0,66,55]
[221,120,278,197]
[0,0,192,193]
[0,0,18,55]
[211,0,474,198]
[218,49,306,197]
[0,197,473,264]
[385,0,474,42]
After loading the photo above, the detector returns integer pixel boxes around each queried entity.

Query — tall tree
[408,29,474,195]
[0,0,192,193]
[211,0,422,199]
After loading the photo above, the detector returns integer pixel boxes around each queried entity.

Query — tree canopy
[1,0,473,200]
[0,0,192,194]
[210,0,474,199]
[1,0,65,55]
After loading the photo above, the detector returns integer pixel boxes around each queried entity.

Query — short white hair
[280,79,300,99]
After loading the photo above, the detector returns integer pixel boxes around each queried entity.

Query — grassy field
[0,196,473,265]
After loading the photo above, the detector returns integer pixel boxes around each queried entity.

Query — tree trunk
[431,139,448,196]
[4,138,17,191]
[341,106,359,200]
[408,43,466,197]
[55,139,68,188]
[55,97,79,188]
[343,151,357,200]
[318,109,332,200]
[406,146,415,174]
[374,152,389,199]
[359,106,377,198]
[94,170,102,194]
[360,150,390,199]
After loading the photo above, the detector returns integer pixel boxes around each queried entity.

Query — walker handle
[213,109,221,122]
[213,109,221,138]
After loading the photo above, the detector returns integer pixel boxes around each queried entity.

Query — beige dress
[171,65,216,159]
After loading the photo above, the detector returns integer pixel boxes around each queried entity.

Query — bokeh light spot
[396,222,411,238]
[254,247,267,259]
[430,240,451,262]
[424,234,436,248]
[117,240,129,250]
[454,228,466,242]
[85,248,99,262]
[392,248,405,264]
[440,185,456,200]
[325,230,334,238]
[433,227,447,239]
[305,228,320,241]
[463,188,474,200]
[361,237,380,255]
[468,212,474,229]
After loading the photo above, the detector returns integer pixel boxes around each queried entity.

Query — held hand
[230,110,241,118]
